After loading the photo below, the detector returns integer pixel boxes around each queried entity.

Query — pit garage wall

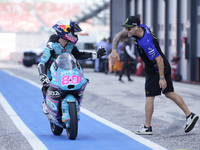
[197,0,200,81]
[186,0,198,82]
[110,0,127,40]
[110,0,200,82]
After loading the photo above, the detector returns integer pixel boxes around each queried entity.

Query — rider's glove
[39,74,50,87]
[92,46,106,59]
[97,46,106,58]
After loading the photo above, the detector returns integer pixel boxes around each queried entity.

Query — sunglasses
[126,27,131,31]
[125,25,137,31]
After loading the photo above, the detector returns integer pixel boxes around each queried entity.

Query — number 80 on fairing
[61,75,80,85]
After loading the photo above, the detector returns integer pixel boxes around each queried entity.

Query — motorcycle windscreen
[55,53,77,70]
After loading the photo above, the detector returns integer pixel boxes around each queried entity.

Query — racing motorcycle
[45,53,88,140]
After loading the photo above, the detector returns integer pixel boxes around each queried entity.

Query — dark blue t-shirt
[137,24,160,60]
[134,24,171,75]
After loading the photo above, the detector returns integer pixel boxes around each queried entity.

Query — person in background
[101,37,112,74]
[119,37,136,82]
[109,16,198,135]
[106,37,112,54]
[113,38,124,75]
[95,38,107,72]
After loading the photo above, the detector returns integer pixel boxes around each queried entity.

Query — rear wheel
[50,122,63,135]
[66,102,78,140]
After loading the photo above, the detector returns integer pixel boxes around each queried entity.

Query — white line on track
[0,93,48,150]
[2,70,168,150]
[81,108,168,150]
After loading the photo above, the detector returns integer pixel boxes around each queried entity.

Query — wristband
[160,76,165,80]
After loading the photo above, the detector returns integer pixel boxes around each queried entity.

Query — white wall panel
[145,0,152,27]
[137,0,142,15]
[157,0,165,54]
[197,1,200,57]
[168,0,177,60]
[180,0,188,80]
[130,0,135,15]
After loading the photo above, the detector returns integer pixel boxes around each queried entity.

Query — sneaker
[42,100,49,115]
[136,125,153,135]
[185,112,199,133]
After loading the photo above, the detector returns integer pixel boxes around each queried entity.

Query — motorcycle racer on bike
[38,18,106,115]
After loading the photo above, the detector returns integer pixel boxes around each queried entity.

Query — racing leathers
[38,34,97,100]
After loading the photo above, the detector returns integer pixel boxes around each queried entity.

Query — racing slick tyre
[50,122,63,135]
[66,102,78,140]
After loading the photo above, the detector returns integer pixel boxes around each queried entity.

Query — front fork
[61,81,88,126]
[61,94,79,127]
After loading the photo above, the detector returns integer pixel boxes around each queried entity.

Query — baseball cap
[121,16,140,28]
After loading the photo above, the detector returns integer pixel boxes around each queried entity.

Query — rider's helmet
[52,19,82,44]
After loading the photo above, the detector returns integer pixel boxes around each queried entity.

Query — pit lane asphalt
[0,60,200,150]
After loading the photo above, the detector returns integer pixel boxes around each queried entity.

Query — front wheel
[66,102,78,140]
[50,122,63,135]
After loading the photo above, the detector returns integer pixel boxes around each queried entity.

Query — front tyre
[66,102,78,140]
[50,122,63,135]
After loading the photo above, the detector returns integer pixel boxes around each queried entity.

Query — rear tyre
[50,122,63,135]
[66,102,78,140]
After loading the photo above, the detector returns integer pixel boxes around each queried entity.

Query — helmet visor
[63,32,78,43]
[73,23,82,32]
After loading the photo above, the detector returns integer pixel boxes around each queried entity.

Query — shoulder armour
[48,34,59,43]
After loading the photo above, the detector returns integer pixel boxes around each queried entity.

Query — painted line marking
[81,108,168,150]
[3,70,168,150]
[0,93,48,150]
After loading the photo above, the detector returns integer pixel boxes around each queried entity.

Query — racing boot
[41,86,49,115]
[42,100,49,115]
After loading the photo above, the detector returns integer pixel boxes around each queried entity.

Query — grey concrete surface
[0,60,200,150]
[0,104,33,150]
